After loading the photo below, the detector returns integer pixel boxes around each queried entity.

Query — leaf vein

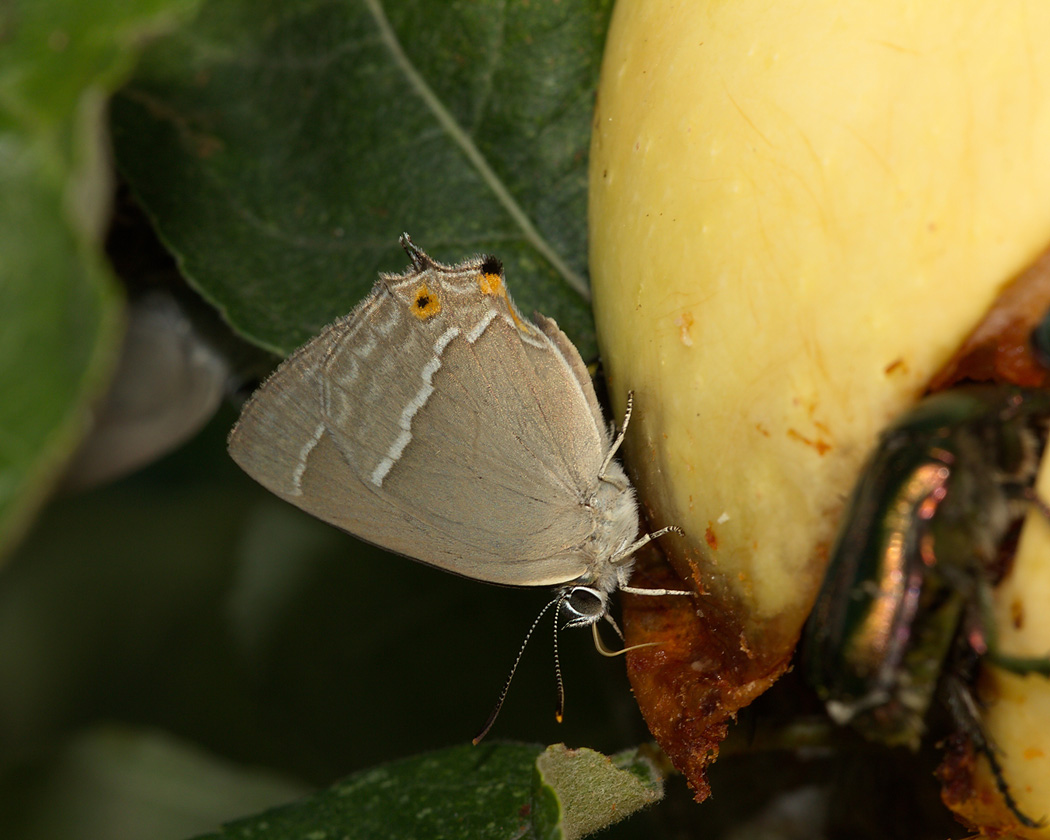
[362,0,590,301]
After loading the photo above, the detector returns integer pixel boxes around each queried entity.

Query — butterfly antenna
[554,592,567,724]
[473,594,561,744]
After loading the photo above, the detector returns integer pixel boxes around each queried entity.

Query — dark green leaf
[0,0,201,557]
[110,0,612,358]
[193,742,664,840]
[195,742,542,840]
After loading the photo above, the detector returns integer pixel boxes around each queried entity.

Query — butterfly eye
[562,586,608,625]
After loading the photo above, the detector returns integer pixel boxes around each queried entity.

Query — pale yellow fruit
[589,0,1050,827]
[978,455,1050,832]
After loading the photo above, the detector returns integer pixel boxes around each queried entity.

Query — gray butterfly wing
[532,311,611,447]
[229,266,616,588]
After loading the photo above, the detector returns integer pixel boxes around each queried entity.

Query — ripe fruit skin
[590,2,1050,827]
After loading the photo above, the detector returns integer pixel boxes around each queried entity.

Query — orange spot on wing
[477,271,533,335]
[478,272,503,296]
[410,283,441,320]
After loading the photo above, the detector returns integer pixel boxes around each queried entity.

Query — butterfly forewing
[228,252,614,587]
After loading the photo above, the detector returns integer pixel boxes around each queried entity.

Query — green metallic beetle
[803,384,1050,826]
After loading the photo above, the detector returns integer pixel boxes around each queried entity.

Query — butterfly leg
[615,525,684,566]
[598,391,634,482]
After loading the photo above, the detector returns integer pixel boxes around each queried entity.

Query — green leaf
[0,0,201,558]
[110,0,612,359]
[193,742,664,840]
[195,742,541,840]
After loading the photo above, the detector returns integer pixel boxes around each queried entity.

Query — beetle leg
[943,672,1044,828]
[986,650,1050,676]
[1018,485,1050,521]
[975,578,1050,676]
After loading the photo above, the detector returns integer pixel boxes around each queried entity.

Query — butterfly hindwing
[229,253,614,587]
